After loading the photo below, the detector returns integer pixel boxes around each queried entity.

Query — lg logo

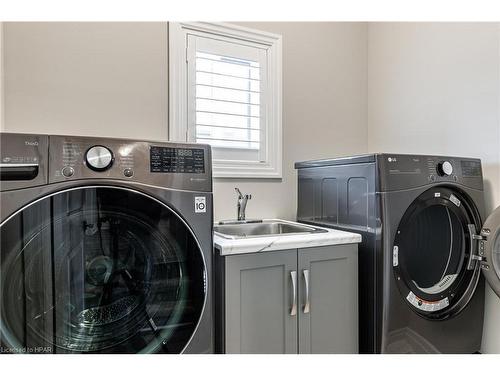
[195,196,206,213]
[387,157,397,162]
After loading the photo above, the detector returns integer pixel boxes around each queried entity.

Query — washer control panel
[48,135,212,192]
[53,138,135,180]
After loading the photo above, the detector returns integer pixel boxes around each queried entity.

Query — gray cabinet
[219,244,358,354]
[224,250,298,354]
[298,245,358,354]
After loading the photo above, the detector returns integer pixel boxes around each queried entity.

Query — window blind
[194,51,261,150]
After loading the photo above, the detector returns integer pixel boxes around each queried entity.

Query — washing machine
[295,153,500,353]
[0,133,213,354]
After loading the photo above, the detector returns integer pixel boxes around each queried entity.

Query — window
[169,22,282,178]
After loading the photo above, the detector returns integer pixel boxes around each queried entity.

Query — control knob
[437,161,453,176]
[85,146,114,171]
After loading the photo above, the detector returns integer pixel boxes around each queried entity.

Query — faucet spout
[235,187,252,221]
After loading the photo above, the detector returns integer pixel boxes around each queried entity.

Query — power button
[62,166,74,177]
[123,168,134,178]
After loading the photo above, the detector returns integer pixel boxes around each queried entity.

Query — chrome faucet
[235,188,252,221]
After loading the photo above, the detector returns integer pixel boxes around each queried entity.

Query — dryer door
[479,206,500,298]
[393,186,482,319]
[0,186,206,353]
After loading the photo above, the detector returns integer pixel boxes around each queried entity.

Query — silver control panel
[1,133,212,192]
[48,135,212,192]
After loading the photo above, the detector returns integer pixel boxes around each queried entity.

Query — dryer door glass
[393,187,482,319]
[0,187,206,353]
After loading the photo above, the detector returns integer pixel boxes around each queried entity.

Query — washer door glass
[393,187,481,319]
[0,187,206,353]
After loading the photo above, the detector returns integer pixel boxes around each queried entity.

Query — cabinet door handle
[303,269,310,314]
[290,271,297,316]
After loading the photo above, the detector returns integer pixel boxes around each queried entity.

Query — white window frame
[169,22,282,179]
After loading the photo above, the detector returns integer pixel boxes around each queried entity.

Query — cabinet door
[225,250,298,354]
[298,244,358,353]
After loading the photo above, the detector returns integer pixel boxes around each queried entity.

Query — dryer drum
[0,186,206,354]
[393,186,482,320]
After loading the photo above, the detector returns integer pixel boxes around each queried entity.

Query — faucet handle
[235,187,243,199]
[235,187,251,200]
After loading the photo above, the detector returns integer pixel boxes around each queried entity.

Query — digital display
[461,160,481,177]
[150,146,205,174]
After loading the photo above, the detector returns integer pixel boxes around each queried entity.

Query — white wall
[216,22,368,221]
[1,22,368,222]
[2,22,168,140]
[367,22,500,354]
[1,22,4,131]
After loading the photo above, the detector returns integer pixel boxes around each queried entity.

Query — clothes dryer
[296,154,500,353]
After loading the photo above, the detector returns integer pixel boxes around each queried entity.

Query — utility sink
[214,219,327,239]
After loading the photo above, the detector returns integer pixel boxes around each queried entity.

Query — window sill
[212,160,282,179]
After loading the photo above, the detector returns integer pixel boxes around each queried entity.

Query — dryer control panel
[378,154,483,192]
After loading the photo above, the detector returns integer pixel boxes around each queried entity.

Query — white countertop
[214,219,362,256]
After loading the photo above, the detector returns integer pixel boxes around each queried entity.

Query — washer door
[393,187,482,320]
[0,186,206,353]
